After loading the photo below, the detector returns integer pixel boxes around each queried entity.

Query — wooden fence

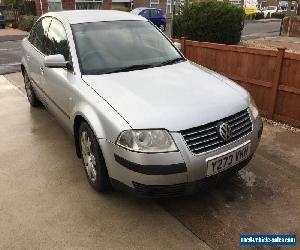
[174,38,300,127]
[281,16,300,37]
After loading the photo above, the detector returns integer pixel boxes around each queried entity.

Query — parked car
[131,7,166,31]
[21,10,263,197]
[262,6,280,17]
[0,11,6,28]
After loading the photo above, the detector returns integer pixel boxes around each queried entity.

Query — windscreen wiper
[105,64,155,74]
[157,57,186,66]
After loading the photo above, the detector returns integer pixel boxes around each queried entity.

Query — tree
[4,0,22,8]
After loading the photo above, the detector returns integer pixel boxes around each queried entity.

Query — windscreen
[72,21,183,75]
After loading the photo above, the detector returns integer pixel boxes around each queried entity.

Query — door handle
[40,66,44,75]
[26,55,30,61]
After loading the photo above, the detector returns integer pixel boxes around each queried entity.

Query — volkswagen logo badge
[218,122,232,141]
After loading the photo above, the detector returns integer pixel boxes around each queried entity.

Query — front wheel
[79,122,111,192]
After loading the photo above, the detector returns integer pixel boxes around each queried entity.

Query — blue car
[0,11,6,29]
[131,7,166,31]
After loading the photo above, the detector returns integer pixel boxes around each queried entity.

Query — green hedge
[271,12,286,19]
[173,1,245,45]
[255,12,264,20]
[18,15,38,32]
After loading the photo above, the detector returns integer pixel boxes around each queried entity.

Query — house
[34,0,112,16]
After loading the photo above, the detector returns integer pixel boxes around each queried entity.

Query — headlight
[116,129,178,153]
[249,96,259,120]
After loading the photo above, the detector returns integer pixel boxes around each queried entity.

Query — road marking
[0,48,21,50]
[0,63,21,66]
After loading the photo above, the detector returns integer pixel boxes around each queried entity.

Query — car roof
[44,10,145,24]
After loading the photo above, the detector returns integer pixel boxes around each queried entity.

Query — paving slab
[0,75,210,250]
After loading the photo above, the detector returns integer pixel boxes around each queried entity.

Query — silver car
[21,10,263,197]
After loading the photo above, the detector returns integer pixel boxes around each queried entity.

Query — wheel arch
[72,110,106,158]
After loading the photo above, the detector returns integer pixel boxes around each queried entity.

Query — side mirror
[174,42,182,51]
[44,54,68,68]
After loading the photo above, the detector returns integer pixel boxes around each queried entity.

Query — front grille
[132,182,187,198]
[181,109,252,154]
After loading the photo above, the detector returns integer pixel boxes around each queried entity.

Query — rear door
[25,17,52,101]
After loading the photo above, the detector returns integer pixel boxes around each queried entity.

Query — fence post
[268,47,286,119]
[180,37,186,56]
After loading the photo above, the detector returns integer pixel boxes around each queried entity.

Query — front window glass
[30,17,52,53]
[72,21,183,75]
[44,18,70,61]
[140,9,150,18]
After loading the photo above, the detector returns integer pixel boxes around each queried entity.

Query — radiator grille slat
[181,109,252,154]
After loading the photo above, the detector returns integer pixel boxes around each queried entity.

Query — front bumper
[100,115,263,197]
[111,155,253,198]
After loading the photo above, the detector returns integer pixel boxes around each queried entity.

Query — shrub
[271,12,286,19]
[173,1,245,45]
[245,14,255,20]
[18,15,38,32]
[255,12,264,20]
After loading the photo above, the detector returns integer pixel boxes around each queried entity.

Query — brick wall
[34,0,49,16]
[62,0,75,10]
[34,0,112,16]
[102,0,112,10]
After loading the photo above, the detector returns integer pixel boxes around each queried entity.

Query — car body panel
[83,61,248,131]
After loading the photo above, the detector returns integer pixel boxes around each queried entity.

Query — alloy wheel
[80,131,97,182]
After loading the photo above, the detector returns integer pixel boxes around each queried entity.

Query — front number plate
[206,143,251,177]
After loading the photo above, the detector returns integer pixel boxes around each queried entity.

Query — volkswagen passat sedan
[21,10,263,197]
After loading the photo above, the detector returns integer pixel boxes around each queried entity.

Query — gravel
[262,117,300,133]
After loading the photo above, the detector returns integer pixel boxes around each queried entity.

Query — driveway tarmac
[1,73,300,249]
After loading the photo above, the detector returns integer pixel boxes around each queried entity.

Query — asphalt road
[0,40,22,74]
[2,72,300,249]
[242,20,282,39]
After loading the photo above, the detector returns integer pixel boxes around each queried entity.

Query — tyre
[79,121,111,192]
[23,71,41,107]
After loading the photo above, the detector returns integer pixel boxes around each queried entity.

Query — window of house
[149,0,159,8]
[166,0,172,14]
[166,0,185,14]
[75,0,103,10]
[48,0,62,11]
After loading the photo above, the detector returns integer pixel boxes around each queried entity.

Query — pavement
[242,19,282,40]
[241,36,300,54]
[0,74,211,250]
[1,72,300,249]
